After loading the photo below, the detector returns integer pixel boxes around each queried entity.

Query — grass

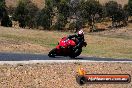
[95,34,132,40]
[1,34,54,46]
[0,26,132,59]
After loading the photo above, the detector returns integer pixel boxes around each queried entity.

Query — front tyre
[48,48,57,57]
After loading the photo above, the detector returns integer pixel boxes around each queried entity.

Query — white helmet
[78,29,84,35]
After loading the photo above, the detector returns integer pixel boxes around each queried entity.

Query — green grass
[96,34,132,40]
[83,37,132,59]
[0,33,58,47]
[0,27,132,59]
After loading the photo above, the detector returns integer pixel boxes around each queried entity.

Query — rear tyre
[75,48,82,56]
[69,48,82,58]
[48,48,57,57]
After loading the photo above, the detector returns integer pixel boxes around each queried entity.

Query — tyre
[69,48,82,58]
[48,48,57,57]
[75,48,82,56]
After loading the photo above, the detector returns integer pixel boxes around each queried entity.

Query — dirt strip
[0,62,132,88]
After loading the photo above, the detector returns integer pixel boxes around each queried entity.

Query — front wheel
[48,48,57,57]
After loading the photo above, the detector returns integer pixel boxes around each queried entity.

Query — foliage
[58,0,70,18]
[1,12,12,27]
[68,22,76,31]
[36,8,52,29]
[13,0,38,28]
[128,0,132,16]
[13,0,28,28]
[79,0,103,32]
[105,1,128,27]
[54,14,67,30]
[0,0,6,19]
[36,0,53,29]
[1,0,130,31]
[0,0,12,27]
[54,0,70,30]
[105,1,118,17]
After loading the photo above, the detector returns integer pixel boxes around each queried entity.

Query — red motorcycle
[48,36,87,58]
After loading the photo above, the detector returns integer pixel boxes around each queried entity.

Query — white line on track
[0,60,132,65]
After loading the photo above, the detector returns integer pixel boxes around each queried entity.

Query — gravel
[0,62,132,88]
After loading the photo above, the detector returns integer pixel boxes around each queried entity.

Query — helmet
[78,29,84,36]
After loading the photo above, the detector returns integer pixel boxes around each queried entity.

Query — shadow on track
[0,52,132,61]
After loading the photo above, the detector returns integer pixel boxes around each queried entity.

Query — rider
[67,29,85,50]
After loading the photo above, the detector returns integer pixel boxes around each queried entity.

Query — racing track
[0,52,132,64]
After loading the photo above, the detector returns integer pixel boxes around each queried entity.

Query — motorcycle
[48,36,87,58]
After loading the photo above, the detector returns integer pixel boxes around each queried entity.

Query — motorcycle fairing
[56,37,76,49]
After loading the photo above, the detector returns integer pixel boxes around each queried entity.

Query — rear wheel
[48,48,57,57]
[69,48,82,58]
[75,48,82,56]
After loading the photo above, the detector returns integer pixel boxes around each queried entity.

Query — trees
[36,8,52,29]
[54,14,67,30]
[25,1,39,28]
[36,0,53,29]
[1,0,130,31]
[128,0,132,17]
[1,12,12,27]
[13,0,28,28]
[105,1,128,27]
[0,0,6,19]
[105,1,118,17]
[13,0,38,28]
[69,0,83,32]
[0,0,12,27]
[79,0,103,32]
[54,0,70,30]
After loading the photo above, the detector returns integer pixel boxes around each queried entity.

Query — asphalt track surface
[0,52,132,62]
